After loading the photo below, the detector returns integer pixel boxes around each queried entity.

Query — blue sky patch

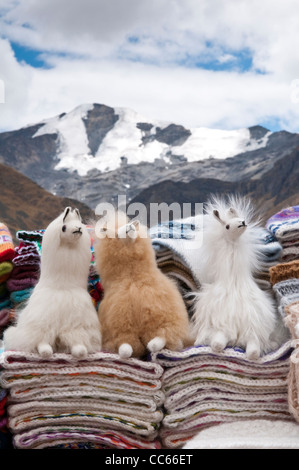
[11,42,48,68]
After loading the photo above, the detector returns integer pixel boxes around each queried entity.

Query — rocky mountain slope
[0,103,298,226]
[0,163,94,242]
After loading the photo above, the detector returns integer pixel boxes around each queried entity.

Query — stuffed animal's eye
[226,224,230,230]
[62,225,66,232]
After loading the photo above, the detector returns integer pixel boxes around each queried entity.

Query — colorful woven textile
[266,206,299,262]
[0,341,12,448]
[151,341,294,448]
[270,260,299,285]
[0,350,164,449]
[0,224,15,263]
[272,278,299,318]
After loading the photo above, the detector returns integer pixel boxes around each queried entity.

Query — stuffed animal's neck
[201,234,256,285]
[39,243,90,289]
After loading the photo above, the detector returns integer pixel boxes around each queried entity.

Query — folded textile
[183,419,299,449]
[6,277,38,293]
[0,350,164,449]
[0,224,14,263]
[12,242,41,267]
[16,230,44,245]
[0,341,13,448]
[288,337,299,423]
[266,206,299,262]
[13,427,162,450]
[10,287,33,306]
[284,301,299,340]
[0,262,13,279]
[272,279,299,317]
[0,298,11,310]
[151,341,293,448]
[270,260,299,285]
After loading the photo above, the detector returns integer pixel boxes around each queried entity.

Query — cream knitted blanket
[0,350,164,449]
[151,341,294,448]
[183,419,299,449]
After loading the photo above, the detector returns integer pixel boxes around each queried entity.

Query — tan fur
[94,212,191,358]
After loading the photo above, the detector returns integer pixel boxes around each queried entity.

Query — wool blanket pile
[0,350,164,449]
[0,224,15,338]
[182,418,299,449]
[266,205,299,263]
[150,341,294,448]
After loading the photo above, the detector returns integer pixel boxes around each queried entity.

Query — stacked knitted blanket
[270,264,299,318]
[149,216,202,303]
[0,350,164,449]
[0,341,12,448]
[282,300,299,424]
[183,419,299,449]
[0,224,15,338]
[266,206,299,262]
[8,235,42,309]
[151,341,294,448]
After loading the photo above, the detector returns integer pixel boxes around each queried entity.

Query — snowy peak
[32,103,272,176]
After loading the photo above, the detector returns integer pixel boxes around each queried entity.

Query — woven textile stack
[149,217,202,302]
[266,205,299,262]
[0,224,15,338]
[0,349,164,449]
[151,341,294,448]
[8,230,42,312]
[0,341,12,448]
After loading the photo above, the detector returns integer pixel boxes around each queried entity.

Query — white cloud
[0,0,299,132]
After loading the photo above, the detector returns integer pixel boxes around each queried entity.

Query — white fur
[147,336,166,352]
[191,196,287,358]
[4,207,102,357]
[118,343,133,358]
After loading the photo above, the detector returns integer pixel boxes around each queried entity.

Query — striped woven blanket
[151,341,294,448]
[0,350,164,449]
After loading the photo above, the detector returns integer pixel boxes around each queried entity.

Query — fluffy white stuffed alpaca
[4,207,102,358]
[191,196,285,359]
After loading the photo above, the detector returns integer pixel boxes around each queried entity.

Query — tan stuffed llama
[94,211,191,358]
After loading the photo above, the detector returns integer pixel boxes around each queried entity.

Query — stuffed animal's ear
[228,207,238,217]
[63,207,72,222]
[213,209,225,225]
[94,219,108,239]
[74,208,82,221]
[131,220,140,230]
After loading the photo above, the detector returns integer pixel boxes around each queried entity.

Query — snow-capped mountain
[32,103,272,175]
[0,103,298,219]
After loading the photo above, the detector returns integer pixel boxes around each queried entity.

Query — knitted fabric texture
[151,341,293,448]
[272,279,299,317]
[266,206,299,262]
[0,341,12,448]
[0,350,164,449]
[270,260,299,285]
[0,224,14,263]
[183,419,299,449]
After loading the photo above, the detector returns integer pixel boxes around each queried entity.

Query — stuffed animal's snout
[72,226,83,236]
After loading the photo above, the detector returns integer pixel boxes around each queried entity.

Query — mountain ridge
[0,103,298,228]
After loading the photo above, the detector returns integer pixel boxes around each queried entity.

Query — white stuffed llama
[4,207,102,358]
[191,196,284,359]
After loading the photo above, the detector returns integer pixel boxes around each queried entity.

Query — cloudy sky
[0,0,299,132]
